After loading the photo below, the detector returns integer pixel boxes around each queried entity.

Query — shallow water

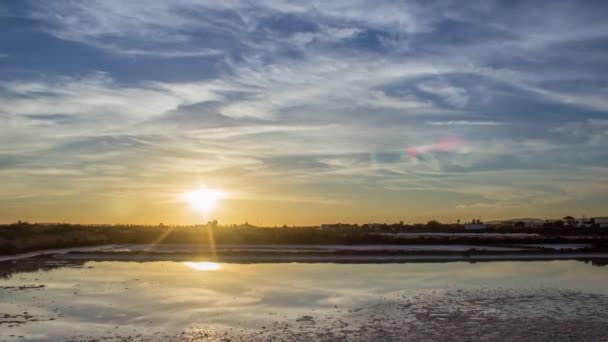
[1,260,608,341]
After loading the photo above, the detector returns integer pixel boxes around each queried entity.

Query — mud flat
[53,251,608,264]
[3,282,608,341]
[3,243,607,264]
[176,288,608,342]
[2,258,608,341]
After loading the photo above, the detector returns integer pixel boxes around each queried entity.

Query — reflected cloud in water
[2,260,608,340]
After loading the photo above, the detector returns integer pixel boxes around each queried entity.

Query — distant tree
[426,220,441,229]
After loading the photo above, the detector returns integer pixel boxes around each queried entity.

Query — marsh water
[2,259,608,341]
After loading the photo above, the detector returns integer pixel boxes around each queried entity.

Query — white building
[464,223,487,230]
[593,217,608,228]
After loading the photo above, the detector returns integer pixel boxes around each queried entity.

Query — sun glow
[184,261,221,271]
[182,187,226,214]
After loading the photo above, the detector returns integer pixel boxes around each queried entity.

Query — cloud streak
[0,0,607,223]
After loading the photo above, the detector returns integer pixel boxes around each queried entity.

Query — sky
[1,0,607,225]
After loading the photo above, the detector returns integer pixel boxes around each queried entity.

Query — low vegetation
[1,221,607,255]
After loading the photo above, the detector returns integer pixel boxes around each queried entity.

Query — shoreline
[2,243,608,265]
[54,251,608,264]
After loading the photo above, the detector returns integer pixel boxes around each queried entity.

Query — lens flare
[406,136,465,157]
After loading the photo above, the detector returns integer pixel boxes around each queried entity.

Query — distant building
[464,219,486,230]
[561,216,608,228]
[465,223,487,230]
[522,220,541,228]
[320,223,353,229]
[580,218,595,228]
[594,217,608,228]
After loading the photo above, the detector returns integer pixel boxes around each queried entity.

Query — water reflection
[183,261,221,271]
[0,258,87,280]
[1,260,608,341]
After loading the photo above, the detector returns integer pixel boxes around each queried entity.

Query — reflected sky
[1,260,608,340]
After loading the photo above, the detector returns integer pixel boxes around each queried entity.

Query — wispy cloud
[425,121,504,126]
[0,0,607,223]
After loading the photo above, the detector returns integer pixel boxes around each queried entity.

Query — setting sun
[182,188,226,214]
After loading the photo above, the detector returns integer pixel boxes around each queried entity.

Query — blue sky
[1,0,607,224]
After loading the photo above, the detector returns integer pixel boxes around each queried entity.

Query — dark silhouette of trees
[426,220,441,229]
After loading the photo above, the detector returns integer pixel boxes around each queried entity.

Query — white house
[593,217,608,228]
[464,223,487,230]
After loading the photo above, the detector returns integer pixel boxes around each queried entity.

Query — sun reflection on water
[183,261,221,271]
